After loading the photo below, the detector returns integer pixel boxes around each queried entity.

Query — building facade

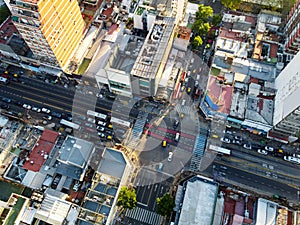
[5,0,85,71]
[284,0,300,58]
[272,51,300,137]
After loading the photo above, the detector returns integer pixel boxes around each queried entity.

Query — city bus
[87,110,107,121]
[60,119,80,130]
[209,144,231,156]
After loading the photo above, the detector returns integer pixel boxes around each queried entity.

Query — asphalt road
[210,160,300,202]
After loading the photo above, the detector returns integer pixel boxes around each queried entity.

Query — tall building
[131,17,175,97]
[284,0,300,59]
[272,51,300,138]
[5,0,85,71]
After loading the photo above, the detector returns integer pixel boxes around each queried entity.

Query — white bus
[111,117,131,128]
[209,144,231,156]
[87,110,107,121]
[60,119,80,130]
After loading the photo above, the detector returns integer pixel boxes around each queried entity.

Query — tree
[192,36,203,48]
[220,0,242,10]
[0,5,11,24]
[193,21,211,36]
[117,186,137,210]
[156,193,175,217]
[195,4,213,22]
[212,14,222,26]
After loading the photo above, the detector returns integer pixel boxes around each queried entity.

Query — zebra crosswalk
[125,206,163,225]
[175,104,191,115]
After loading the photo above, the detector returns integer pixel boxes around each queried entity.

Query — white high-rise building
[273,51,300,136]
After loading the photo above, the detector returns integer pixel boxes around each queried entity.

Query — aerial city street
[0,0,300,224]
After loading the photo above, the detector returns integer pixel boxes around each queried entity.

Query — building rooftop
[177,176,218,225]
[34,194,73,225]
[23,130,59,172]
[97,148,126,179]
[256,198,278,225]
[131,17,175,79]
[58,135,94,168]
[206,75,234,114]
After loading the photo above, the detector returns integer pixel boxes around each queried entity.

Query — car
[98,121,107,126]
[243,144,252,150]
[85,123,93,128]
[187,87,191,94]
[51,111,62,118]
[223,130,236,135]
[232,139,242,145]
[15,101,23,106]
[0,104,9,109]
[180,113,185,119]
[31,107,41,113]
[1,97,12,103]
[157,163,164,171]
[234,136,242,141]
[51,175,61,189]
[43,115,52,121]
[41,108,51,114]
[162,140,167,147]
[257,149,268,155]
[97,126,104,131]
[220,137,231,144]
[265,146,274,152]
[98,132,105,138]
[107,124,113,129]
[173,119,179,128]
[106,135,112,140]
[175,132,180,142]
[73,182,81,192]
[22,104,31,110]
[96,93,103,98]
[88,118,95,123]
[168,152,173,161]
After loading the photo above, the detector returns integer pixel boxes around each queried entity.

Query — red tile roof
[207,76,233,114]
[23,129,59,172]
[0,17,19,44]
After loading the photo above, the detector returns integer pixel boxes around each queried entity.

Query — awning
[242,120,272,133]
[205,95,218,111]
[227,117,243,124]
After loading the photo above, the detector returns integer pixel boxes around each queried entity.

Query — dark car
[1,97,12,103]
[51,111,62,118]
[0,104,9,109]
[15,101,23,106]
[51,175,61,189]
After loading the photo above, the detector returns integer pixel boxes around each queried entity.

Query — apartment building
[5,0,85,71]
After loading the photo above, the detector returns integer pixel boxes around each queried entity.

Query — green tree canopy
[156,193,175,217]
[0,5,11,24]
[220,0,242,10]
[192,35,203,48]
[117,186,137,210]
[212,14,222,26]
[195,4,214,22]
[193,21,211,36]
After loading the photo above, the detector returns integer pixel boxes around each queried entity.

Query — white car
[41,108,51,114]
[243,144,252,150]
[73,182,80,192]
[22,104,31,110]
[97,121,107,126]
[43,115,52,121]
[265,146,274,152]
[87,118,95,123]
[220,137,231,144]
[98,132,105,138]
[257,149,268,155]
[168,152,173,162]
[32,107,41,113]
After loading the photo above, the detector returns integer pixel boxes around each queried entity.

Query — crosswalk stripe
[125,207,163,225]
